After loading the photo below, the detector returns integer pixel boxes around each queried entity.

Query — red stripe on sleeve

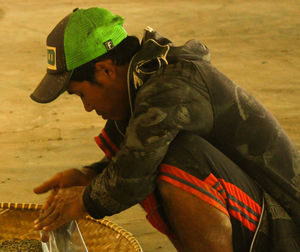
[94,135,112,159]
[101,129,119,153]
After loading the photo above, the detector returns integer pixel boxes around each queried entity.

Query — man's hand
[34,186,87,233]
[33,168,97,195]
[34,168,97,211]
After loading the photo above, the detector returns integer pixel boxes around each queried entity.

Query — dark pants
[140,132,263,251]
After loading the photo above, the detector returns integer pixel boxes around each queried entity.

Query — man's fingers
[33,186,87,234]
[35,201,61,231]
[42,220,64,233]
[39,211,60,231]
[37,202,56,224]
[42,188,58,210]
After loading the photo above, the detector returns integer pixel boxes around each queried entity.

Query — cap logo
[47,46,57,70]
[104,39,114,51]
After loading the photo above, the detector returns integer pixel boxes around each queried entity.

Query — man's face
[67,61,130,121]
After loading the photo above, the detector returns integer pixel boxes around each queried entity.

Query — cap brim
[30,71,72,103]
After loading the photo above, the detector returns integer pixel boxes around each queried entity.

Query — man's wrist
[81,167,98,176]
[80,167,98,184]
[82,184,112,219]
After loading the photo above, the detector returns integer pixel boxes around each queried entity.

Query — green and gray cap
[30,7,127,103]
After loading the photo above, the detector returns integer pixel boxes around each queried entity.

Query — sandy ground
[0,0,299,251]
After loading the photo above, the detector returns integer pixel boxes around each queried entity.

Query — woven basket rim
[0,202,143,252]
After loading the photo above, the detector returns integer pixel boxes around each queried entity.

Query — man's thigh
[158,179,233,252]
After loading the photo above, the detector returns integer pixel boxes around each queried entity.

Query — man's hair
[70,36,140,82]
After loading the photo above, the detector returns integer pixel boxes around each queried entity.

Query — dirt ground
[0,0,299,251]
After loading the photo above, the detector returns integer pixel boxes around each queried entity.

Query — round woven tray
[0,202,143,252]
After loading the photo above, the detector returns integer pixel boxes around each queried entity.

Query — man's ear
[94,59,117,80]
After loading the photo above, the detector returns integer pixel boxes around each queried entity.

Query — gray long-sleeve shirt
[82,29,300,230]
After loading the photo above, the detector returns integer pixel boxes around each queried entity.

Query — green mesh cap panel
[64,8,127,70]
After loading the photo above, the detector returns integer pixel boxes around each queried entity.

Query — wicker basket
[0,203,143,252]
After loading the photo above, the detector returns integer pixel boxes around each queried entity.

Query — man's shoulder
[139,59,210,97]
[133,60,211,113]
[139,61,197,95]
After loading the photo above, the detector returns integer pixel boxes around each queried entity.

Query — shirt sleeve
[83,63,214,219]
[83,156,110,174]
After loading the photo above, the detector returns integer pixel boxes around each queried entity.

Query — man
[31,7,299,251]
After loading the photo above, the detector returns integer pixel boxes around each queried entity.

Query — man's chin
[96,111,106,120]
[97,112,126,121]
[98,113,110,120]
